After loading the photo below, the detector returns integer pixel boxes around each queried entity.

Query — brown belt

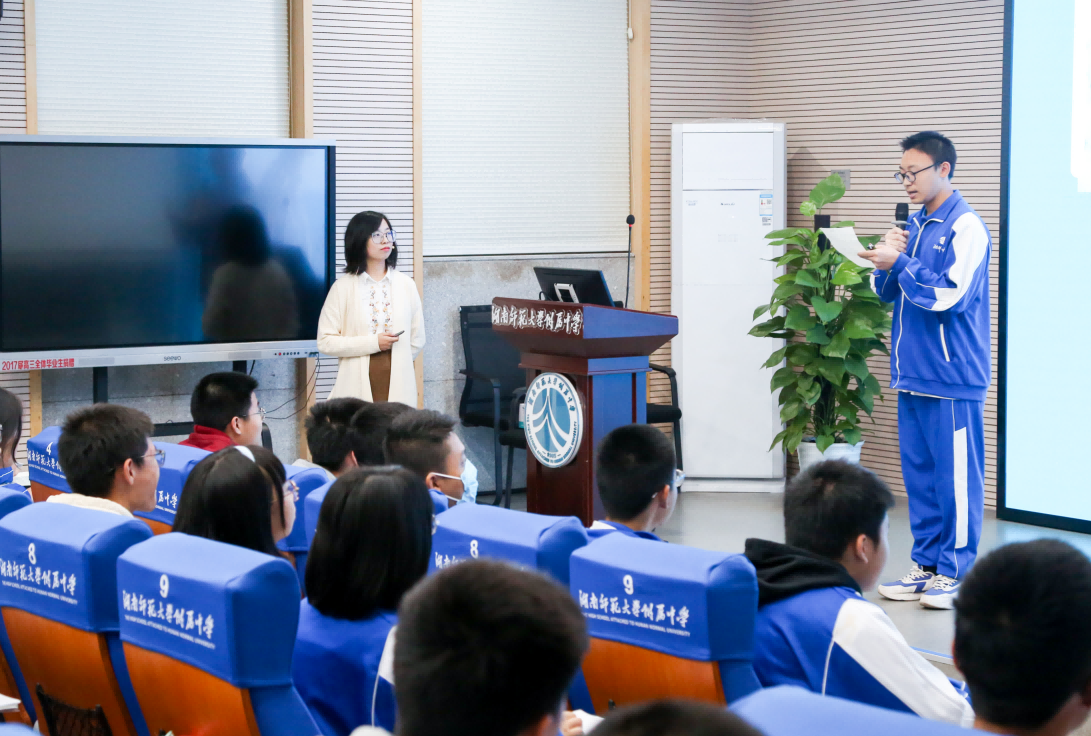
[369,349,392,402]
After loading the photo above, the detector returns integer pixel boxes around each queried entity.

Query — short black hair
[344,210,398,275]
[350,401,413,466]
[395,559,588,736]
[304,398,368,472]
[190,372,259,432]
[384,409,458,478]
[306,466,432,620]
[900,131,957,179]
[593,700,762,736]
[59,404,154,498]
[784,460,894,559]
[955,540,1091,730]
[0,388,23,461]
[173,446,284,557]
[596,425,676,521]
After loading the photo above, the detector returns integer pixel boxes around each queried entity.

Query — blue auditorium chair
[0,503,153,736]
[732,685,977,735]
[569,533,760,712]
[116,532,319,736]
[134,442,210,534]
[26,427,67,502]
[0,725,33,733]
[430,503,588,583]
[0,489,32,725]
[278,464,331,590]
[305,481,448,547]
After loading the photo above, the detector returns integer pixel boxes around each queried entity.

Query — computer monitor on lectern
[534,267,618,308]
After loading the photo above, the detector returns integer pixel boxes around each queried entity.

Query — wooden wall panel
[751,0,1003,502]
[311,0,414,400]
[1,0,32,464]
[648,0,1003,503]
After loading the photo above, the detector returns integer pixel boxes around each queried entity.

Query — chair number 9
[159,574,169,598]
[27,543,35,565]
[470,540,479,558]
[623,575,634,595]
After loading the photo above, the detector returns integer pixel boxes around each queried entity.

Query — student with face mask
[383,410,468,508]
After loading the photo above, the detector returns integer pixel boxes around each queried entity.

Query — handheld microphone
[624,215,635,308]
[894,203,909,231]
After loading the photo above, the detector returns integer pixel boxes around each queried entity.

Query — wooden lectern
[491,298,678,526]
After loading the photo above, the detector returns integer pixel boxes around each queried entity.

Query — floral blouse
[363,270,394,336]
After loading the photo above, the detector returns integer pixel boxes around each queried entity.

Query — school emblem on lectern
[524,373,583,468]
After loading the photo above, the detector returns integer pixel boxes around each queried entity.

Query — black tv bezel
[0,136,337,355]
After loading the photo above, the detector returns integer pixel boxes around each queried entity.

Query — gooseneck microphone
[624,215,635,308]
[894,202,909,231]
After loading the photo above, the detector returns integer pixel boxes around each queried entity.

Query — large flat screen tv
[0,136,335,371]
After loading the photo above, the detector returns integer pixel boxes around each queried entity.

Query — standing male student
[858,132,991,610]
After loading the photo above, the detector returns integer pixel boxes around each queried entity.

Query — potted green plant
[749,173,893,472]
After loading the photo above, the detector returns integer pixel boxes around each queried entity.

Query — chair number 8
[623,575,634,595]
[27,543,35,566]
[159,574,169,598]
[470,540,479,558]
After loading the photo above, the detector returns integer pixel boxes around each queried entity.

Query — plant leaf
[773,250,807,266]
[765,228,809,240]
[805,323,831,345]
[762,345,789,368]
[810,296,843,324]
[753,303,770,320]
[749,316,785,337]
[795,270,823,288]
[784,305,817,331]
[832,221,855,228]
[842,427,862,445]
[780,400,804,423]
[799,200,818,216]
[770,366,798,391]
[815,433,836,453]
[843,318,877,339]
[815,356,846,385]
[859,235,882,247]
[773,282,806,301]
[809,173,846,209]
[820,331,851,358]
[844,353,870,379]
[786,343,818,366]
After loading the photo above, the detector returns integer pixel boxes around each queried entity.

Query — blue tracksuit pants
[898,392,984,579]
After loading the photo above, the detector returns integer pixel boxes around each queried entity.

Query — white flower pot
[797,440,864,474]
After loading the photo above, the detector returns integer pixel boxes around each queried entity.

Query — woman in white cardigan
[317,211,425,406]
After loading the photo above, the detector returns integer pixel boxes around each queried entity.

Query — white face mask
[459,459,478,505]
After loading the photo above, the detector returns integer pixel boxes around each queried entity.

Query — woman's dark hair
[0,388,23,463]
[173,445,285,557]
[344,210,397,274]
[306,466,432,620]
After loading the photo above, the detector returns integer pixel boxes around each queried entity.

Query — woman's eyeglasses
[372,230,398,244]
[282,480,300,503]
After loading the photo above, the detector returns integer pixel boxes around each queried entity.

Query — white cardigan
[316,270,425,406]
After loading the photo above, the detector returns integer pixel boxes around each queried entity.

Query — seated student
[383,410,467,506]
[350,401,412,466]
[393,558,588,736]
[954,539,1091,736]
[293,467,433,736]
[589,424,678,541]
[173,445,295,556]
[296,397,369,479]
[0,387,23,484]
[744,459,973,725]
[51,404,161,517]
[592,700,761,736]
[180,371,264,452]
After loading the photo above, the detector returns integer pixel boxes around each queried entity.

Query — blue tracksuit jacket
[745,539,973,725]
[292,601,397,736]
[872,190,991,401]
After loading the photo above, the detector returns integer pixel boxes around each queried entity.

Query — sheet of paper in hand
[819,226,874,269]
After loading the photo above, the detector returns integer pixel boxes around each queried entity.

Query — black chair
[648,364,683,471]
[458,306,527,508]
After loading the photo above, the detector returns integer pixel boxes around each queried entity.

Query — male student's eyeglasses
[894,162,941,184]
[132,449,166,468]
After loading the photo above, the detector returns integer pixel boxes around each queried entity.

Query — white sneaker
[920,575,960,609]
[877,564,935,601]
